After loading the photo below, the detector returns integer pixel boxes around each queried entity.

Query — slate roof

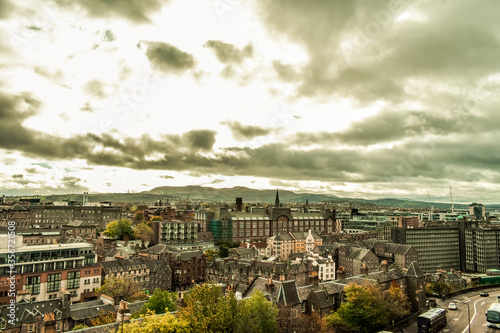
[277,280,301,306]
[313,290,332,309]
[101,257,149,274]
[0,297,70,329]
[70,300,116,321]
[405,261,425,278]
[272,233,294,241]
[142,244,168,255]
[127,300,148,315]
[172,250,205,260]
[297,285,317,301]
[269,207,293,221]
[367,269,405,283]
[320,281,345,295]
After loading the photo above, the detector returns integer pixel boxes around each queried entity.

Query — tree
[204,249,220,261]
[121,310,191,333]
[150,216,163,221]
[96,276,144,304]
[72,324,89,330]
[428,280,452,297]
[278,308,333,333]
[179,282,238,333]
[326,283,389,333]
[134,211,144,223]
[135,222,153,248]
[133,288,177,318]
[237,291,278,333]
[384,282,411,322]
[90,309,116,327]
[94,237,105,256]
[103,219,134,240]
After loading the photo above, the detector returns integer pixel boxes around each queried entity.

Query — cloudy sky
[1,0,500,203]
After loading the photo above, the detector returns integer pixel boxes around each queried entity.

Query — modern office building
[391,227,461,273]
[0,242,100,304]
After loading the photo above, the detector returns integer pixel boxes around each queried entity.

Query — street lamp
[454,299,471,333]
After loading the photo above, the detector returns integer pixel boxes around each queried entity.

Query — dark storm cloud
[223,120,275,141]
[0,0,14,20]
[204,40,253,64]
[61,176,88,191]
[3,89,500,185]
[12,174,23,179]
[272,61,299,82]
[145,42,195,74]
[51,0,170,24]
[258,0,500,104]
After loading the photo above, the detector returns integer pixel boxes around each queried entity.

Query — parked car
[448,303,457,310]
[481,292,490,297]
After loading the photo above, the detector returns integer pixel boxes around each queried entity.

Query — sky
[1,0,500,204]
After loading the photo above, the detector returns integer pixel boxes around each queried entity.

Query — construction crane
[449,186,454,214]
[427,191,433,221]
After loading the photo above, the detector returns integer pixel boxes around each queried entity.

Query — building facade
[0,242,100,304]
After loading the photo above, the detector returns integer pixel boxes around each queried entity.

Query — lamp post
[454,299,471,333]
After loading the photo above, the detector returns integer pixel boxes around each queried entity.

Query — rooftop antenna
[449,186,454,214]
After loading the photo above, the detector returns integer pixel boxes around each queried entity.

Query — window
[67,271,80,289]
[26,276,41,295]
[47,273,61,292]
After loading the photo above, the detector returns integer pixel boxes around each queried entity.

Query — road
[403,288,500,333]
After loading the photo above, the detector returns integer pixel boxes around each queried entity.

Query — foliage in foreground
[326,282,411,333]
[132,288,177,318]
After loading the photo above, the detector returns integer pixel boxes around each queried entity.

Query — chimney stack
[360,263,368,275]
[380,260,388,272]
[266,278,275,293]
[310,271,319,287]
[336,267,346,280]
[116,300,131,323]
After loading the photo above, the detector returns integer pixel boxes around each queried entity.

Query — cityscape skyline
[1,1,500,203]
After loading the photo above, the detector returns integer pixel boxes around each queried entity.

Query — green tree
[103,219,134,240]
[219,246,230,258]
[72,324,89,330]
[96,276,145,304]
[90,309,116,327]
[150,216,163,221]
[135,222,154,248]
[133,288,177,318]
[384,282,411,322]
[204,249,220,261]
[122,310,191,333]
[179,282,238,333]
[428,280,452,297]
[237,291,278,333]
[326,284,389,333]
[134,211,144,223]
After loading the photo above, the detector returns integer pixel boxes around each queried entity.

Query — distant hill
[141,185,338,203]
[24,185,498,210]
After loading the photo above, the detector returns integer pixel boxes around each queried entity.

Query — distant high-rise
[469,203,485,220]
[235,198,243,212]
[82,192,89,206]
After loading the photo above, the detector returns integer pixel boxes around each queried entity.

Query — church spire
[275,188,280,207]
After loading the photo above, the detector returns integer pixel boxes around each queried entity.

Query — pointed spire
[275,188,280,207]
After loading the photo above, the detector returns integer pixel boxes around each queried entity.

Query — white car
[448,303,457,310]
